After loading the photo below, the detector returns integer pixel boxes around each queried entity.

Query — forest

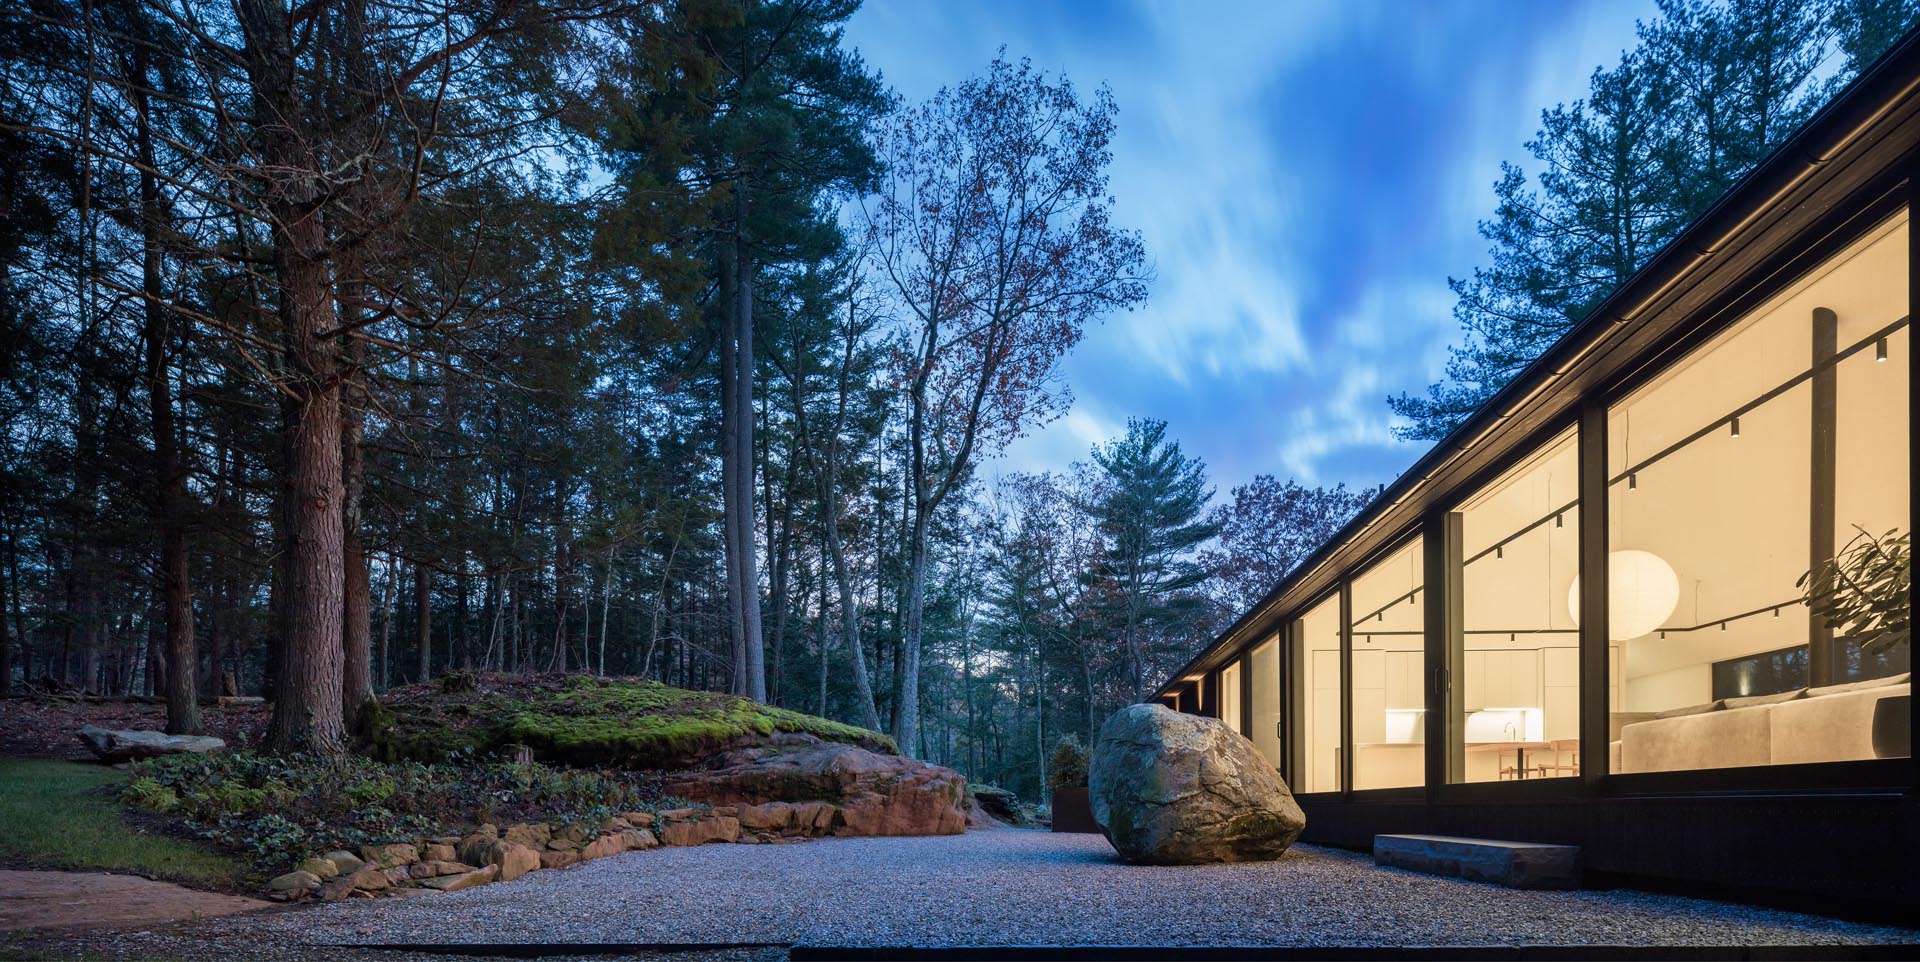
[0,0,1376,800]
[1,0,1914,801]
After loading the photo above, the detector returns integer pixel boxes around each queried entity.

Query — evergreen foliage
[1391,0,1920,440]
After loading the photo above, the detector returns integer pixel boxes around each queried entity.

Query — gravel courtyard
[204,830,1920,950]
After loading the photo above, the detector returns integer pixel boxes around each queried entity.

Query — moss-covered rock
[364,673,895,768]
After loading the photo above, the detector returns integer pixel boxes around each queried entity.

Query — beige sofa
[1613,672,1909,774]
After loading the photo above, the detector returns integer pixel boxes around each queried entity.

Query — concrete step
[1373,833,1580,889]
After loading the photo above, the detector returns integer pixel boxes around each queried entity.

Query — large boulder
[1089,703,1305,865]
[76,725,225,763]
[664,735,968,836]
[968,784,1023,826]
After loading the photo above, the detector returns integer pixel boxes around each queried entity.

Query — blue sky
[843,0,1656,495]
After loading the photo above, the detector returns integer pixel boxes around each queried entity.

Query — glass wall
[1250,638,1280,767]
[1452,427,1584,781]
[1221,659,1243,737]
[1348,538,1426,789]
[1605,212,1910,774]
[1289,595,1343,793]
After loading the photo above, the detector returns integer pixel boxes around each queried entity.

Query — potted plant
[1799,527,1911,758]
[1048,734,1099,833]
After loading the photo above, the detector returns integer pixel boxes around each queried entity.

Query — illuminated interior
[1196,210,1910,794]
[1289,594,1342,793]
[1348,537,1426,789]
[1452,427,1586,781]
[1221,659,1242,736]
[1249,636,1279,766]
[1604,212,1911,773]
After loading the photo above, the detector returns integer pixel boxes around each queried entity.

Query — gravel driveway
[206,831,1918,950]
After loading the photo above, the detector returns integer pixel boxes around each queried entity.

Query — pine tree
[1391,0,1917,442]
[1085,418,1221,701]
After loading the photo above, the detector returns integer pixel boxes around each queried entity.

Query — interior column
[1810,306,1837,687]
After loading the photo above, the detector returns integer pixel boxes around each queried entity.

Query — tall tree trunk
[822,500,881,730]
[458,568,472,671]
[816,570,830,716]
[414,561,431,682]
[340,336,372,724]
[597,555,610,676]
[765,427,792,705]
[0,508,11,696]
[132,50,199,734]
[378,549,397,689]
[720,197,765,702]
[333,0,374,729]
[718,256,747,696]
[895,504,929,755]
[242,0,347,754]
[549,488,569,673]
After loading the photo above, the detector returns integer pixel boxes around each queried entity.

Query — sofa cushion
[1769,682,1909,765]
[1724,688,1806,710]
[1653,699,1725,719]
[1805,672,1909,699]
[1619,704,1773,773]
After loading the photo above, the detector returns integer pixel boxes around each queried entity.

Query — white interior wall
[1609,215,1909,696]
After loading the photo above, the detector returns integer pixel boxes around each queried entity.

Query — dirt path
[0,869,270,932]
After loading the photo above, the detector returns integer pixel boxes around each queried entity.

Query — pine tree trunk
[340,340,372,724]
[816,572,830,716]
[718,255,747,696]
[238,0,347,754]
[130,48,199,734]
[895,515,927,756]
[264,273,347,753]
[378,549,396,689]
[414,562,431,682]
[0,509,10,696]
[736,221,764,702]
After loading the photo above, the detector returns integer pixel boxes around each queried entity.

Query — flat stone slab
[1375,834,1581,889]
[0,870,269,931]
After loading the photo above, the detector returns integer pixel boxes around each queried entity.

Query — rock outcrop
[76,726,225,763]
[968,784,1022,826]
[1089,703,1305,865]
[664,736,968,836]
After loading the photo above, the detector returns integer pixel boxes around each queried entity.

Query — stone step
[1373,833,1581,889]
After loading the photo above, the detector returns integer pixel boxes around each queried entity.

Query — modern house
[1154,34,1917,916]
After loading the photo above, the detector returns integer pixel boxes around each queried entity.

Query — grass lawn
[0,758,240,888]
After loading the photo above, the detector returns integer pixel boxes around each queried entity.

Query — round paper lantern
[1567,550,1680,641]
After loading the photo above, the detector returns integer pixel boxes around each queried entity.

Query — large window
[1289,595,1342,793]
[1221,659,1243,737]
[1250,638,1280,768]
[1451,427,1585,782]
[1605,213,1910,774]
[1349,538,1426,789]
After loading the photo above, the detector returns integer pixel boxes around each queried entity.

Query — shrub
[1049,734,1090,793]
[126,750,668,871]
[122,776,178,813]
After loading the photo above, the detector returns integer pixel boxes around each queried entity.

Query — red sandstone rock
[664,738,967,837]
[659,815,740,846]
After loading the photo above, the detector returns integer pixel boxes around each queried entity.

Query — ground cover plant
[0,758,241,887]
[121,749,680,873]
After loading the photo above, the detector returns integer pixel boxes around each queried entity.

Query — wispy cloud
[845,0,1653,492]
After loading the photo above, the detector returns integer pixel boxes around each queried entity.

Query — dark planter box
[1050,787,1100,834]
[1873,693,1910,759]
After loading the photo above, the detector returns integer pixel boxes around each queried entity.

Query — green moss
[367,673,894,768]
